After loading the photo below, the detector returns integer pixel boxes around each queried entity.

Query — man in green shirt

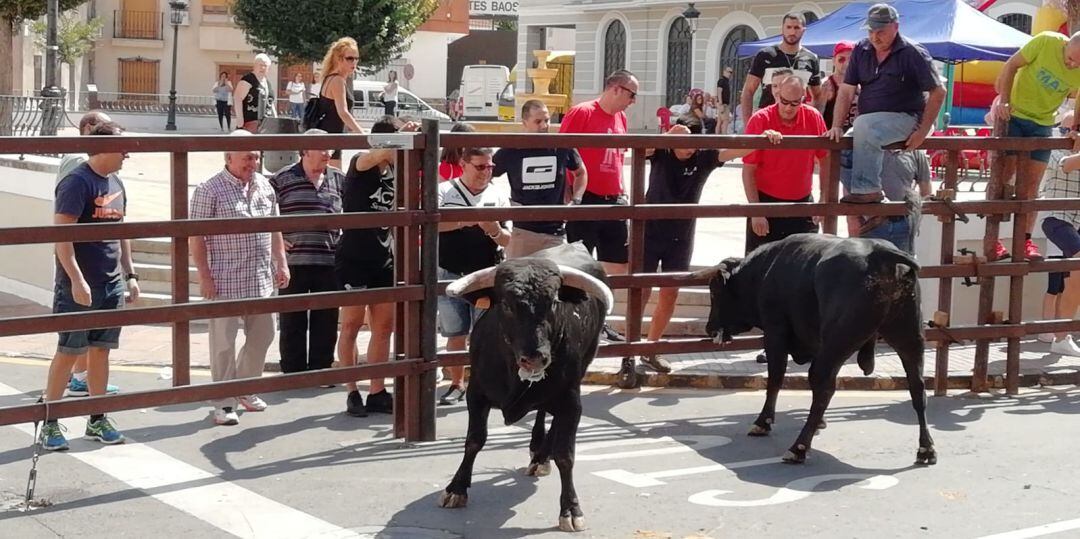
[991,31,1080,261]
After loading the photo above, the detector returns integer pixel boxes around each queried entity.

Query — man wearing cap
[825,3,946,207]
[740,12,822,123]
[819,41,858,132]
[987,30,1080,261]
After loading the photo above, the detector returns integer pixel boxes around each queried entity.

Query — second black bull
[689,233,937,466]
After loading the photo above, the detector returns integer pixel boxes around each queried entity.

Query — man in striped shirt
[270,128,344,375]
[190,130,290,426]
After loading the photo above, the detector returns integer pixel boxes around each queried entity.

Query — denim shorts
[437,267,483,338]
[53,278,125,355]
[1042,216,1080,258]
[862,216,913,254]
[1005,116,1053,163]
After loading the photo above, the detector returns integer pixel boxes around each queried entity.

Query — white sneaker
[1037,333,1055,343]
[238,395,268,412]
[213,407,239,426]
[1050,335,1080,357]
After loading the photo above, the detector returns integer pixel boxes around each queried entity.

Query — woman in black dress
[316,37,365,168]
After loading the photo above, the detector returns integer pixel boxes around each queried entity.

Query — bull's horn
[557,265,615,315]
[680,266,722,283]
[446,266,497,298]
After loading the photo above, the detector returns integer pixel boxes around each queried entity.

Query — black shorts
[335,257,394,291]
[644,236,693,273]
[744,193,818,255]
[1048,255,1066,295]
[566,192,628,264]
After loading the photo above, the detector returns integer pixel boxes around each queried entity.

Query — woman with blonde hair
[313,37,365,168]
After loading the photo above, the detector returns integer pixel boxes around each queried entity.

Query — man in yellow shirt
[991,31,1080,261]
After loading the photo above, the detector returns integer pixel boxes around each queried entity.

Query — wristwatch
[125,273,139,281]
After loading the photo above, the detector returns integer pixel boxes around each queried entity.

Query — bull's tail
[904,190,922,252]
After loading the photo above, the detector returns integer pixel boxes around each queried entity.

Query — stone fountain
[515,50,570,115]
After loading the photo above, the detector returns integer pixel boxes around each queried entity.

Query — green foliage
[30,11,103,64]
[0,0,86,24]
[232,0,438,71]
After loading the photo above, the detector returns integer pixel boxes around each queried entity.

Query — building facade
[518,0,1041,131]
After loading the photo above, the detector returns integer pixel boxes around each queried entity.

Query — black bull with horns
[437,243,613,532]
[687,233,937,466]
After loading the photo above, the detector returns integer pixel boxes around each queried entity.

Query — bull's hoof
[915,446,938,466]
[616,358,640,389]
[437,490,468,508]
[782,444,808,464]
[557,515,587,532]
[748,423,771,437]
[525,461,551,477]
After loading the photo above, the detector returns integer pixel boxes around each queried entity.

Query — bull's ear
[460,289,493,309]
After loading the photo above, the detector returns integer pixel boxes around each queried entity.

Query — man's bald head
[79,111,112,135]
[1064,32,1080,69]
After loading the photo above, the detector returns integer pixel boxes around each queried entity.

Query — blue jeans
[289,102,304,119]
[437,267,483,338]
[846,112,919,195]
[863,216,913,254]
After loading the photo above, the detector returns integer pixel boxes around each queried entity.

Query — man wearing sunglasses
[559,69,639,343]
[735,75,827,254]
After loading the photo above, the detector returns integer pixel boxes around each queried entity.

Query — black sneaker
[639,354,672,374]
[346,390,367,417]
[601,324,626,343]
[616,357,639,389]
[366,390,393,414]
[438,384,466,406]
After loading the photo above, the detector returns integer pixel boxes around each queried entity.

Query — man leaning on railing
[189,130,290,427]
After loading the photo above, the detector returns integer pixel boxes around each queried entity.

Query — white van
[458,65,510,121]
[351,80,451,123]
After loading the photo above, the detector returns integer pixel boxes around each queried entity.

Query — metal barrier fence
[0,95,65,138]
[0,124,1077,443]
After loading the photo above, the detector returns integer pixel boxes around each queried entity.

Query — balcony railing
[113,10,163,40]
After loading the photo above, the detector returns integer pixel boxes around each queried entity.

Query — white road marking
[977,518,1080,539]
[0,381,358,539]
[594,457,777,488]
[687,474,899,507]
[576,435,731,462]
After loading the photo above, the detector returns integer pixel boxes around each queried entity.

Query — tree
[232,0,438,71]
[0,0,87,95]
[30,12,103,106]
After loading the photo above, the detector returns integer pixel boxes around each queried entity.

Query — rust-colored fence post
[973,118,1010,392]
[934,150,961,395]
[1005,152,1032,395]
[402,145,423,441]
[170,151,190,387]
[417,119,440,441]
[393,150,407,439]
[822,148,841,235]
[625,149,647,348]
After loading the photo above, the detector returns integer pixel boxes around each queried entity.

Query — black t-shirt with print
[493,147,582,235]
[54,162,127,286]
[716,75,732,106]
[645,149,721,244]
[338,154,394,264]
[240,72,274,124]
[748,45,821,109]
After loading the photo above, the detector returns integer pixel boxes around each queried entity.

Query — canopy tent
[736,0,1031,61]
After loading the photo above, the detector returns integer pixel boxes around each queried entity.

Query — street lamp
[165,0,189,131]
[682,2,701,35]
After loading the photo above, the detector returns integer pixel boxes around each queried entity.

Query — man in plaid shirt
[190,130,290,426]
[1039,118,1080,357]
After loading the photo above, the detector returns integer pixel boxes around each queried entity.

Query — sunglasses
[778,96,804,107]
[344,56,360,62]
[618,85,638,100]
[468,162,494,171]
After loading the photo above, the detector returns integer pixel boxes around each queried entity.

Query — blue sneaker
[40,422,68,451]
[85,417,125,445]
[66,376,120,397]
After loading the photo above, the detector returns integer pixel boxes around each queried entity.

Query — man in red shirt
[559,70,637,274]
[739,75,827,254]
[560,69,638,344]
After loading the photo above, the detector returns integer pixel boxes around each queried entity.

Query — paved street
[0,358,1078,538]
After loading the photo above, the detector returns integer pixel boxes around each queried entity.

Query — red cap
[833,40,855,56]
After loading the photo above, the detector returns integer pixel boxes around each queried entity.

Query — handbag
[302,75,331,130]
